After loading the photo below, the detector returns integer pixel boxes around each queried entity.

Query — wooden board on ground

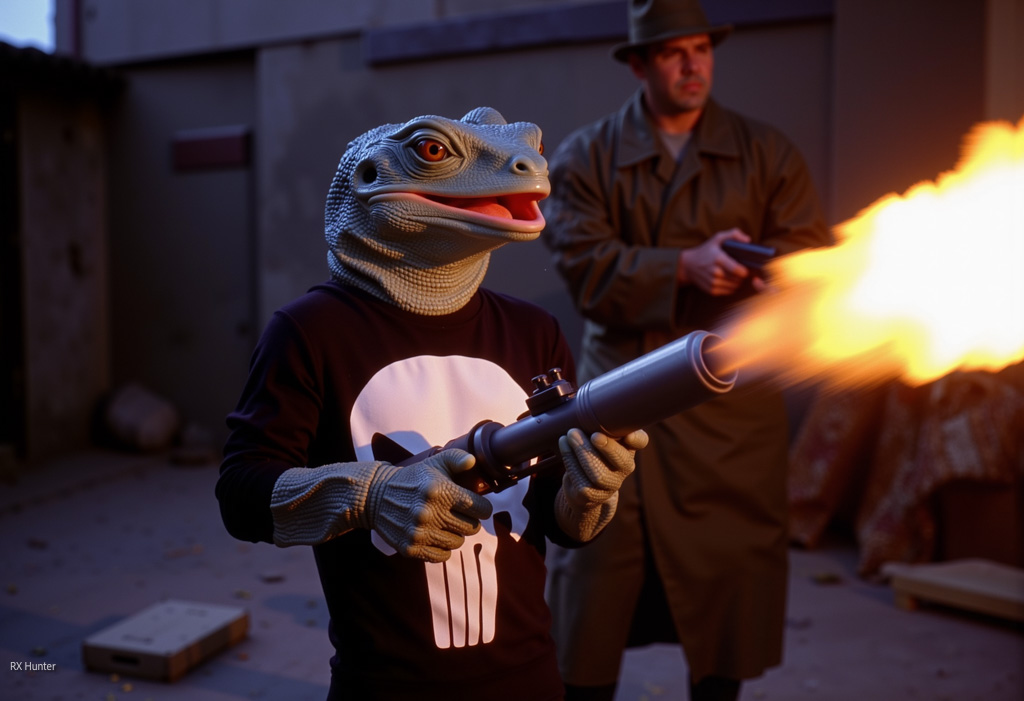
[882,558,1024,623]
[82,599,249,682]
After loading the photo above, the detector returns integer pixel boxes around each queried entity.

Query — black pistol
[722,240,776,279]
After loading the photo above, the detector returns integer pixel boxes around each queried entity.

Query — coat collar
[614,89,739,176]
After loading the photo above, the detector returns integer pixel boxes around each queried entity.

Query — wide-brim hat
[612,0,733,63]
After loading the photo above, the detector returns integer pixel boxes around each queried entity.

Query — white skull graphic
[350,355,532,649]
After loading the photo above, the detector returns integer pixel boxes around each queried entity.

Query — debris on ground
[103,383,181,452]
[811,571,844,585]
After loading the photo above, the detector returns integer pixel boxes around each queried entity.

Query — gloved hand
[555,428,648,542]
[270,449,493,563]
[365,449,493,562]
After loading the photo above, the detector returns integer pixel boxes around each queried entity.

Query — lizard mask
[325,107,549,315]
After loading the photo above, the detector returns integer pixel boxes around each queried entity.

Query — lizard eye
[414,138,449,162]
[538,141,544,155]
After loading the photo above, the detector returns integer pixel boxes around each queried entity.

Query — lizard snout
[508,152,547,178]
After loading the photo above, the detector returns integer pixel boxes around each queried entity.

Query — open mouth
[368,191,547,231]
[427,193,544,222]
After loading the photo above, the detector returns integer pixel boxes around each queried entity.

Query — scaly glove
[270,449,493,563]
[555,428,648,542]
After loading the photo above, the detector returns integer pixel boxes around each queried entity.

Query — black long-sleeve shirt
[217,280,575,700]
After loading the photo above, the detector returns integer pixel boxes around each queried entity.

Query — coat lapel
[615,90,674,183]
[667,99,740,192]
[613,92,743,245]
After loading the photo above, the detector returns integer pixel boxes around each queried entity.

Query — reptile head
[325,107,549,315]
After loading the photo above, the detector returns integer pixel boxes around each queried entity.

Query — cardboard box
[82,600,249,682]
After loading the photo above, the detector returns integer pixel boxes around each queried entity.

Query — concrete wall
[986,0,1024,121]
[832,0,986,224]
[104,54,257,439]
[47,0,1023,444]
[832,0,1024,224]
[255,17,832,351]
[60,0,598,66]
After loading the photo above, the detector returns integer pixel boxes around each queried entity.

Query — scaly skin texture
[269,108,638,562]
[271,452,493,563]
[554,428,646,542]
[325,106,549,315]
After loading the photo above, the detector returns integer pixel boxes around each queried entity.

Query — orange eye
[538,141,544,155]
[415,139,448,162]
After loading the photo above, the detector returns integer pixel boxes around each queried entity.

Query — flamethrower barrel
[487,330,736,468]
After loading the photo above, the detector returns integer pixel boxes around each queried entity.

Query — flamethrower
[379,330,737,494]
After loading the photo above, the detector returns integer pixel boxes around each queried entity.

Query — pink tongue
[463,201,512,219]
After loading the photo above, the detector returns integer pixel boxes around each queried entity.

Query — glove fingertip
[629,429,650,450]
[440,449,476,473]
[466,494,493,520]
[478,499,494,519]
[558,435,571,453]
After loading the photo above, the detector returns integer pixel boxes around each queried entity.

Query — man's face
[630,33,714,118]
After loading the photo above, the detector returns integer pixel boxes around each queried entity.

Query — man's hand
[555,428,648,542]
[366,450,494,563]
[677,228,756,295]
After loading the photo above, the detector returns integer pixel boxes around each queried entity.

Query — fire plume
[716,115,1024,389]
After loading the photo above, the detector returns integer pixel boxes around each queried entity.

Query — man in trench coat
[542,1,831,700]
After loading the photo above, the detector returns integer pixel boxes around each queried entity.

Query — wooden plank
[882,559,1024,622]
[82,600,249,682]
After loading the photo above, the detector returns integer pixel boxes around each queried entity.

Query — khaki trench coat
[543,90,831,683]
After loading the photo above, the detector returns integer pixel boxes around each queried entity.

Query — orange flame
[717,115,1024,389]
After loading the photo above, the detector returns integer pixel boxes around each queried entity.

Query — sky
[0,0,55,52]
